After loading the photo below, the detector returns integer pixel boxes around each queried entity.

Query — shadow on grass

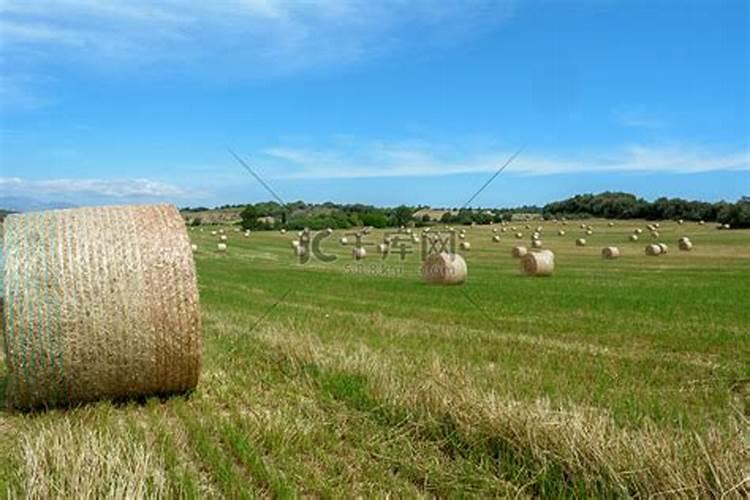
[0,373,7,412]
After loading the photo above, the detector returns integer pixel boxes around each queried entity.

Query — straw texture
[421,252,467,285]
[2,204,201,409]
[521,250,555,277]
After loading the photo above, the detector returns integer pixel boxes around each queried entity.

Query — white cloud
[613,108,664,129]
[259,141,750,179]
[0,177,194,198]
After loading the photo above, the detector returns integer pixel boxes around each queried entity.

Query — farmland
[1,219,748,497]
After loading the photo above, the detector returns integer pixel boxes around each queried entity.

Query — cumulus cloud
[0,177,194,198]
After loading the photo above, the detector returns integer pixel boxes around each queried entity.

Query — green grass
[1,219,748,497]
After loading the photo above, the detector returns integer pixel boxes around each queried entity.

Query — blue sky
[0,0,748,209]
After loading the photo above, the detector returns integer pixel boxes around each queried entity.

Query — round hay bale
[210,230,217,236]
[678,239,693,251]
[651,231,660,238]
[217,242,227,252]
[535,226,543,233]
[515,232,523,239]
[521,250,555,277]
[657,243,668,254]
[280,228,286,234]
[501,227,507,233]
[511,246,528,258]
[340,237,349,245]
[654,223,660,228]
[531,239,542,248]
[492,235,501,242]
[678,219,684,225]
[634,228,643,234]
[558,229,566,236]
[511,226,517,231]
[294,245,306,257]
[723,224,731,230]
[412,235,420,244]
[460,241,471,251]
[352,247,366,260]
[458,233,466,240]
[421,252,467,285]
[492,228,498,233]
[608,222,615,227]
[576,238,586,247]
[531,232,541,240]
[601,246,620,259]
[191,244,198,252]
[1,204,201,409]
[326,228,333,235]
[377,243,389,255]
[699,220,705,225]
[630,234,639,242]
[580,223,586,229]
[291,240,300,248]
[585,230,593,235]
[645,244,662,256]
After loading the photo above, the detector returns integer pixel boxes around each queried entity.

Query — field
[1,219,748,497]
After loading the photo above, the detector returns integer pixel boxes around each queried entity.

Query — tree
[391,205,413,227]
[240,205,262,230]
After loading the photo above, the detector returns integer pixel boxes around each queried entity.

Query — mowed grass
[1,219,748,497]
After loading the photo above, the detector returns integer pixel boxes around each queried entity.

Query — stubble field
[0,219,748,497]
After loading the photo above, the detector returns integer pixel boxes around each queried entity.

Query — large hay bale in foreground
[2,204,201,409]
[421,252,467,285]
[601,246,620,259]
[521,250,555,276]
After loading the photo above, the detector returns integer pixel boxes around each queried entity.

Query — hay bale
[645,244,662,256]
[657,243,668,254]
[377,243,389,255]
[191,244,198,252]
[608,222,615,227]
[576,238,586,247]
[280,228,286,234]
[531,232,541,240]
[723,224,731,229]
[492,235,501,242]
[585,230,593,235]
[421,252,467,285]
[511,246,528,258]
[340,237,349,245]
[210,230,217,236]
[515,232,523,239]
[460,241,471,251]
[558,229,566,236]
[291,240,300,248]
[294,245,306,257]
[458,233,466,240]
[601,246,620,259]
[352,247,366,260]
[651,231,660,238]
[580,223,587,229]
[217,242,227,252]
[501,227,507,232]
[220,234,227,241]
[678,219,684,225]
[531,239,542,248]
[634,228,643,234]
[678,238,693,251]
[412,235,420,244]
[630,234,639,242]
[326,228,333,235]
[492,228,498,233]
[654,223,660,228]
[1,204,201,409]
[699,220,705,225]
[521,250,555,277]
[535,226,543,232]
